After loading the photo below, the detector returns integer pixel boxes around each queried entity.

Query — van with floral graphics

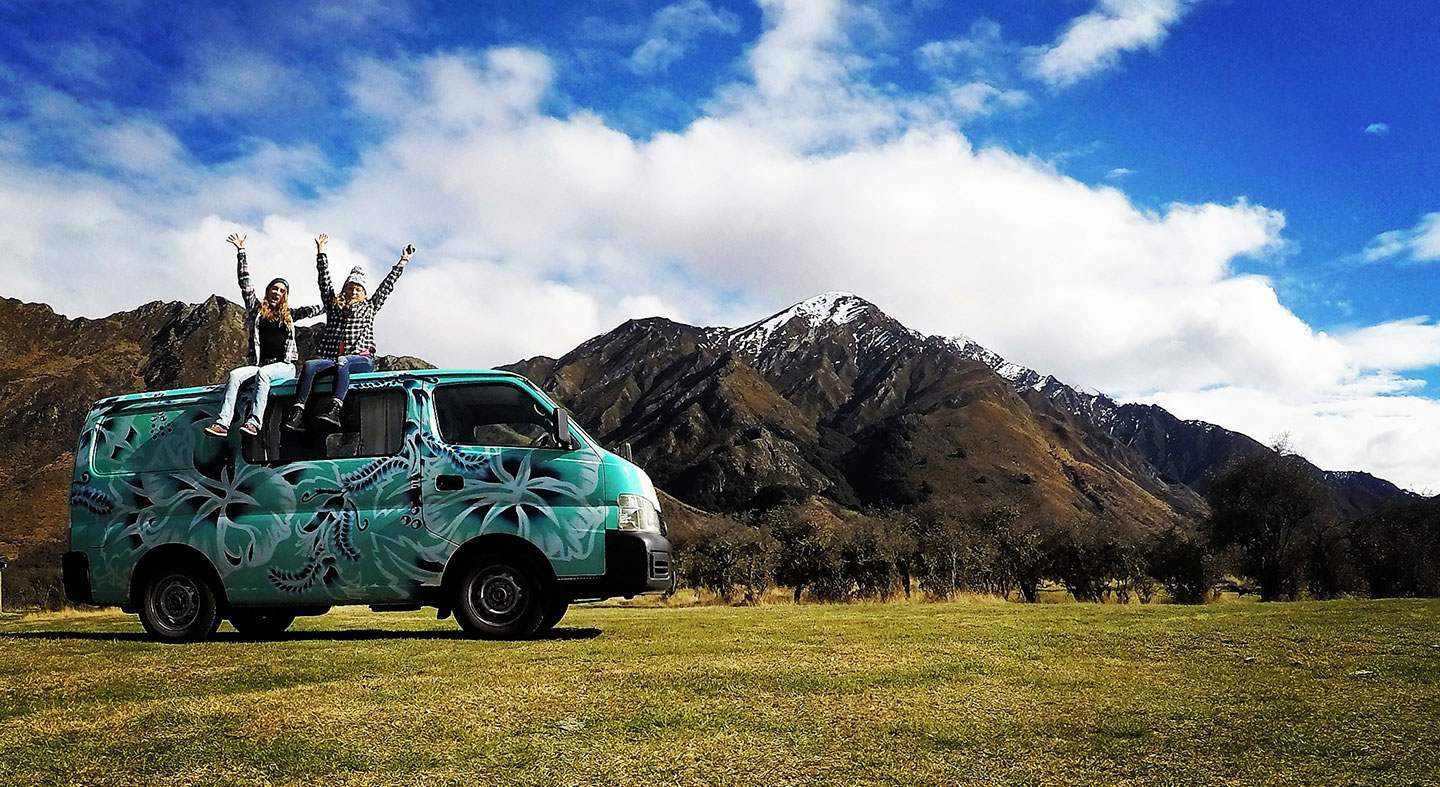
[62,369,672,642]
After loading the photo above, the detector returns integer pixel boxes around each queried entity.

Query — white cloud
[1338,318,1440,372]
[915,19,1030,121]
[946,81,1029,117]
[629,0,742,74]
[1362,212,1440,263]
[173,49,305,118]
[1365,122,1390,136]
[94,120,188,174]
[742,0,849,99]
[1030,0,1196,87]
[916,19,1005,74]
[1105,167,1134,180]
[1144,385,1440,493]
[48,38,117,84]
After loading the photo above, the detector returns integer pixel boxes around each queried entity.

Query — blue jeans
[294,355,376,405]
[215,361,293,426]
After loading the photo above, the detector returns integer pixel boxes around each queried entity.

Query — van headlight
[617,494,663,533]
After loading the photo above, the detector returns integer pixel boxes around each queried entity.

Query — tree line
[670,448,1440,604]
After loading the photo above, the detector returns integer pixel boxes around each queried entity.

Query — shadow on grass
[0,627,603,642]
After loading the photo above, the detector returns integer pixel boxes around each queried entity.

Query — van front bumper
[558,530,673,601]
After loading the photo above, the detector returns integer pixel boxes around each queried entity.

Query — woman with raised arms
[284,233,415,431]
[205,234,324,438]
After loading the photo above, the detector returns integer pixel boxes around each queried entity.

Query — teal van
[62,369,672,642]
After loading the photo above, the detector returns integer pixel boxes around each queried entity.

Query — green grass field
[2,598,1437,786]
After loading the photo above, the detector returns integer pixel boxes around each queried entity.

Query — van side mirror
[552,408,578,450]
[620,441,634,462]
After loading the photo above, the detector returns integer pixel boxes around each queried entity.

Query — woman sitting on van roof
[205,234,324,438]
[284,233,415,432]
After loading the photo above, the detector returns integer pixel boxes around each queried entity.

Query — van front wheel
[454,558,545,640]
[138,569,221,643]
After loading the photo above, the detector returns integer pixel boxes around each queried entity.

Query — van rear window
[91,404,220,475]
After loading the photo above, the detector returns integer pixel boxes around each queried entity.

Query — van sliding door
[236,387,423,604]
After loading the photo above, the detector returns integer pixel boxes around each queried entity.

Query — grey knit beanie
[343,266,367,291]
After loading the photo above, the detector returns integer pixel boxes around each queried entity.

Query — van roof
[89,368,534,410]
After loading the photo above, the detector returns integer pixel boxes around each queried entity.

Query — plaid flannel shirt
[237,251,323,365]
[314,252,407,358]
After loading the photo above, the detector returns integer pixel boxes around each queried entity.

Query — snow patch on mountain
[725,292,920,360]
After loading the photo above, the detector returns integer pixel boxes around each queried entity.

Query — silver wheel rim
[152,574,201,633]
[473,568,526,626]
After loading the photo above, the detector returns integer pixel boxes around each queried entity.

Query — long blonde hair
[258,291,292,325]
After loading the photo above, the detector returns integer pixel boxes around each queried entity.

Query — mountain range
[0,291,1414,603]
[506,292,1408,528]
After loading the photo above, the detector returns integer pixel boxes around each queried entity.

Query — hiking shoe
[315,398,344,428]
[204,422,228,438]
[283,404,307,432]
[240,420,260,437]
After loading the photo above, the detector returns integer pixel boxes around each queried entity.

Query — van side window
[433,384,555,449]
[92,403,219,475]
[245,389,405,464]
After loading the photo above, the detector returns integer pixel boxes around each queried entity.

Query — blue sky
[3,0,1438,489]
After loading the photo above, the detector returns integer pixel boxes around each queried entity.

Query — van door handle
[436,475,463,491]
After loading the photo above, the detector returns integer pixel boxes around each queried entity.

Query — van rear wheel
[540,597,570,631]
[230,610,297,638]
[454,558,546,640]
[138,568,221,643]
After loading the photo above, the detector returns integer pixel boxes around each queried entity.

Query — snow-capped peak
[768,291,872,328]
[725,292,879,351]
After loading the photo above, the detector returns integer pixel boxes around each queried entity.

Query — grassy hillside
[2,599,1437,786]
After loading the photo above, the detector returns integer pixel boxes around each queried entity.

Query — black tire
[453,556,547,640]
[229,610,297,638]
[138,568,222,643]
[539,596,570,631]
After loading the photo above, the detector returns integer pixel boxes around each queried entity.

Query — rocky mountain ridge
[946,334,1411,518]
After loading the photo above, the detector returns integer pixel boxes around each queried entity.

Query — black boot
[283,403,307,432]
[315,397,344,428]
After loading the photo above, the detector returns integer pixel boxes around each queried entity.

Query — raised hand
[315,233,329,252]
[226,233,246,250]
[400,244,416,262]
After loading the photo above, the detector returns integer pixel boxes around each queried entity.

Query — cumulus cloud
[1361,212,1440,263]
[1338,318,1440,372]
[1030,0,1196,87]
[1365,122,1390,135]
[94,120,188,174]
[1145,385,1440,493]
[628,0,742,74]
